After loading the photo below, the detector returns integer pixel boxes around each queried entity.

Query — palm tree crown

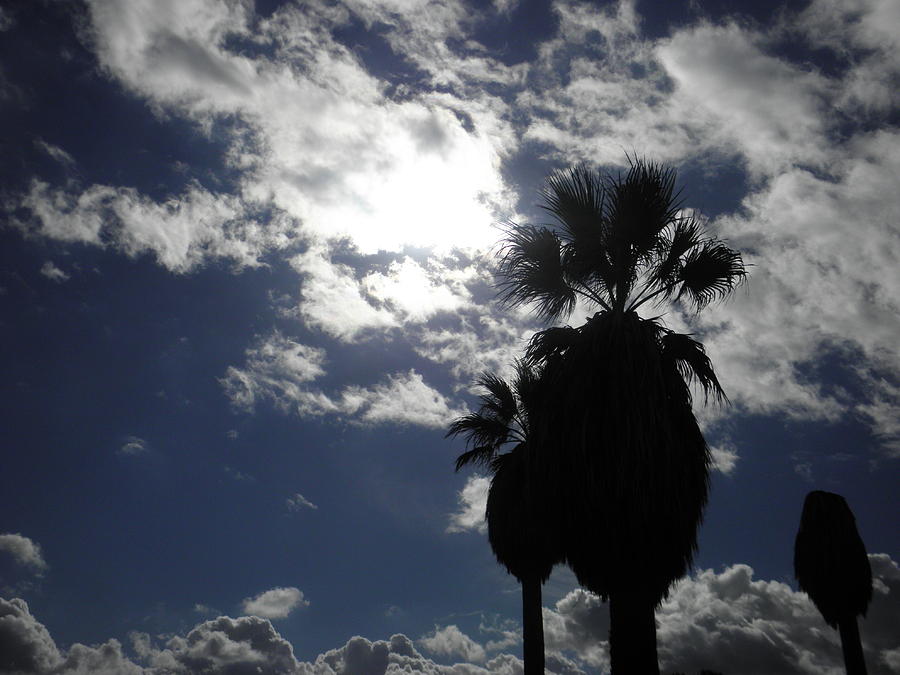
[497,160,745,322]
[448,361,562,675]
[448,359,545,474]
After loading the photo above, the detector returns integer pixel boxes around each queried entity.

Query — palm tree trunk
[608,591,659,674]
[838,615,867,675]
[521,575,545,675]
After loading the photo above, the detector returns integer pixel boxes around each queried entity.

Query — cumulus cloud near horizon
[1,554,898,673]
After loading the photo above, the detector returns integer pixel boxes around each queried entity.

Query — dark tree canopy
[448,360,564,583]
[795,490,873,627]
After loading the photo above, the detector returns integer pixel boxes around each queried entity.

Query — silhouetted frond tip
[525,326,580,363]
[607,159,683,259]
[646,217,704,292]
[453,445,496,472]
[541,164,605,242]
[676,242,746,311]
[474,371,517,422]
[496,225,576,321]
[660,331,727,404]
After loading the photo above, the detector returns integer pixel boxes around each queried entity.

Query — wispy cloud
[285,492,317,512]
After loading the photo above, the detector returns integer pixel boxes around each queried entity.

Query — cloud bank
[2,554,898,674]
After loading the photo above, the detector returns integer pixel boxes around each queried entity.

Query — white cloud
[701,130,900,454]
[0,534,47,573]
[710,442,739,475]
[656,554,900,674]
[15,180,284,272]
[414,312,537,384]
[446,474,489,534]
[4,556,900,674]
[540,554,900,675]
[80,0,513,261]
[362,256,474,323]
[118,436,148,456]
[0,597,144,675]
[342,370,468,428]
[39,261,69,282]
[222,332,465,428]
[241,587,308,620]
[656,22,831,176]
[286,247,490,346]
[140,614,303,673]
[286,493,318,512]
[220,331,329,413]
[797,0,900,115]
[287,247,397,342]
[542,588,611,671]
[419,624,487,663]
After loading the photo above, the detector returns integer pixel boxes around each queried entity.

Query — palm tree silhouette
[449,361,562,675]
[497,159,745,673]
[795,490,873,675]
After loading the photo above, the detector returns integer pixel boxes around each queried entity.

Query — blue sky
[0,0,898,673]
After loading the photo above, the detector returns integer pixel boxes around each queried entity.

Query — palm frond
[496,224,576,322]
[606,159,682,260]
[647,217,704,293]
[446,413,513,448]
[541,164,605,244]
[524,326,581,364]
[675,242,746,311]
[475,372,518,422]
[659,331,727,404]
[454,445,499,472]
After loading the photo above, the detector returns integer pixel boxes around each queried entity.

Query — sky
[0,0,898,673]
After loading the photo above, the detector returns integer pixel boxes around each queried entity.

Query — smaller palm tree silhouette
[449,361,562,675]
[795,490,873,675]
